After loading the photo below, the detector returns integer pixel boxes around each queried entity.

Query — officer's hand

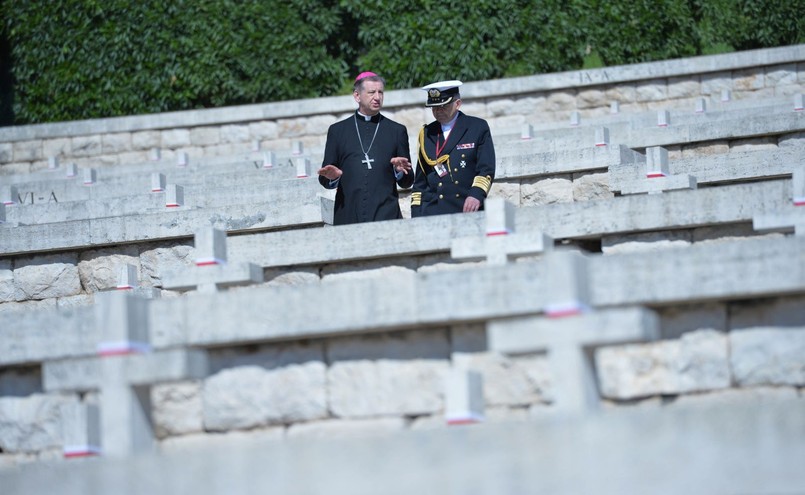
[463,196,481,213]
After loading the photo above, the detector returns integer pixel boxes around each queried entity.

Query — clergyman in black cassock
[318,72,413,225]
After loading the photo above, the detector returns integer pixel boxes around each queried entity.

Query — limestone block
[202,363,327,431]
[70,135,102,157]
[0,142,11,162]
[680,140,729,158]
[56,294,93,310]
[452,352,551,407]
[187,127,219,147]
[0,259,23,303]
[667,76,701,99]
[320,262,416,283]
[116,150,150,165]
[730,295,805,329]
[0,299,57,313]
[278,118,307,138]
[305,115,338,135]
[487,99,517,117]
[101,133,132,154]
[0,394,78,453]
[286,417,405,440]
[41,138,71,159]
[543,91,576,112]
[487,181,520,206]
[765,64,798,86]
[576,88,607,109]
[152,381,204,438]
[328,359,448,418]
[220,124,250,144]
[15,255,81,300]
[572,173,612,202]
[390,108,431,129]
[131,130,161,150]
[636,79,668,102]
[521,178,573,206]
[733,68,765,91]
[605,84,636,104]
[78,248,140,292]
[601,231,692,255]
[140,245,194,287]
[327,329,450,362]
[248,121,279,140]
[12,140,42,162]
[701,72,732,95]
[596,330,731,400]
[730,327,805,386]
[264,268,320,287]
[161,129,191,148]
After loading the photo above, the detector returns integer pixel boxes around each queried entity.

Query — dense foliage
[1,0,803,125]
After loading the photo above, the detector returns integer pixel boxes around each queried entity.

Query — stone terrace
[1,45,804,493]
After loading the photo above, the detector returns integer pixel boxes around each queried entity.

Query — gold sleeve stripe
[411,191,422,206]
[472,175,492,194]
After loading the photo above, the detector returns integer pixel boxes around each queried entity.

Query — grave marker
[451,198,553,266]
[66,163,78,178]
[753,169,805,236]
[162,228,264,293]
[292,141,304,156]
[570,111,580,127]
[657,110,670,127]
[262,151,276,169]
[444,369,484,425]
[695,98,707,113]
[794,94,803,112]
[610,101,620,114]
[151,172,166,193]
[543,250,591,318]
[594,127,609,147]
[60,403,101,458]
[43,290,208,458]
[82,168,97,186]
[48,156,59,170]
[617,146,697,195]
[166,184,183,207]
[296,157,311,178]
[2,185,17,205]
[488,307,660,414]
[521,124,533,140]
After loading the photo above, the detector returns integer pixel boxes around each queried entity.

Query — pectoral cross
[362,153,374,170]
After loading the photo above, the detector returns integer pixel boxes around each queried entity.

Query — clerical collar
[441,113,459,134]
[357,111,380,123]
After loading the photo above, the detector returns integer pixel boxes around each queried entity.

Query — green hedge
[2,0,803,125]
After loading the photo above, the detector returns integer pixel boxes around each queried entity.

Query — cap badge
[428,89,441,98]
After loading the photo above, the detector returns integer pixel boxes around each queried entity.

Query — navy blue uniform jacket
[411,112,495,217]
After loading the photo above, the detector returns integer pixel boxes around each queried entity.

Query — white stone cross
[44,291,208,458]
[162,228,264,293]
[296,157,311,178]
[542,249,592,318]
[753,168,805,236]
[451,198,553,266]
[487,307,659,415]
[618,146,697,195]
[444,368,484,425]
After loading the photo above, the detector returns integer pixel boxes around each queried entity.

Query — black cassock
[319,112,413,225]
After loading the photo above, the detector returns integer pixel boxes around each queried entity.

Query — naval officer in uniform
[411,80,495,217]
